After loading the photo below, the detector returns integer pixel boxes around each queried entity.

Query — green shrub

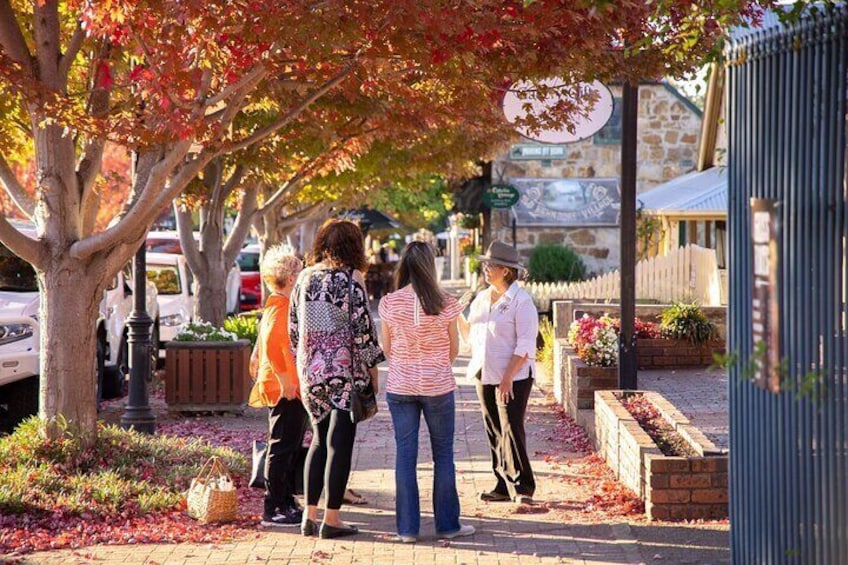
[659,302,717,345]
[224,313,260,346]
[528,244,587,282]
[0,417,246,518]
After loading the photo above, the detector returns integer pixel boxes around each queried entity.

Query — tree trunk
[38,258,106,439]
[194,260,229,325]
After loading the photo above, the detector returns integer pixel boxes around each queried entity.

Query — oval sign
[502,78,614,144]
[483,183,520,209]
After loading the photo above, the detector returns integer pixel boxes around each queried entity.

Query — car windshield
[237,251,260,272]
[147,265,181,295]
[0,244,38,292]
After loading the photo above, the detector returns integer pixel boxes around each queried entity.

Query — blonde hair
[260,245,302,292]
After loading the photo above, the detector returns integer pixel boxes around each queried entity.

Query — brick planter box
[553,340,618,420]
[637,338,724,369]
[595,390,728,521]
[165,339,251,413]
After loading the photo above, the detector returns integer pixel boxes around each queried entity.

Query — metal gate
[726,6,848,564]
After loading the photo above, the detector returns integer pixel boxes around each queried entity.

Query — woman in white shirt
[458,241,538,504]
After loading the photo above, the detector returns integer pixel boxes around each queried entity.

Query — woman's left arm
[497,297,539,402]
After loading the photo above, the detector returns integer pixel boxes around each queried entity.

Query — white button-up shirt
[466,282,538,385]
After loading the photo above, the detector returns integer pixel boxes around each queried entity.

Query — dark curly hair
[309,219,367,271]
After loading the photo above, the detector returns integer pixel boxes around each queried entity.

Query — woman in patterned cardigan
[289,219,385,539]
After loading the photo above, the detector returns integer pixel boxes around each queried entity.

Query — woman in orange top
[250,246,307,527]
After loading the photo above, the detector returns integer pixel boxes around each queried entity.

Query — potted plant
[165,321,251,412]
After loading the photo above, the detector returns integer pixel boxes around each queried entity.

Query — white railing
[523,244,723,311]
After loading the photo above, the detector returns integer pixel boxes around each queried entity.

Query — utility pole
[618,81,639,390]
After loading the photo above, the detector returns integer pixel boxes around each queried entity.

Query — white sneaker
[440,524,475,539]
[391,534,417,544]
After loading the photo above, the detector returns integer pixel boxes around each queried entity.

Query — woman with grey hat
[457,240,537,504]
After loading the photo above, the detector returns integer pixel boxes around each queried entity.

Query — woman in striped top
[378,241,475,543]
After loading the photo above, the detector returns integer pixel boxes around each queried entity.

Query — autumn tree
[0,0,768,437]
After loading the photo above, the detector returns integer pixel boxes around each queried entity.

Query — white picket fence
[523,244,723,311]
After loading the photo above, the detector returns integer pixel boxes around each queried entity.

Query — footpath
[18,355,730,565]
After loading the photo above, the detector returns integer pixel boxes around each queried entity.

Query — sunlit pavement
[21,354,730,565]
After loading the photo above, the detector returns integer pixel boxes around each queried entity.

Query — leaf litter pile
[0,415,268,557]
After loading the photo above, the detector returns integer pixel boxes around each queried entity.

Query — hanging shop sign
[502,78,614,144]
[483,184,520,209]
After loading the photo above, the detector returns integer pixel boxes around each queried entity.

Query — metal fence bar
[727,6,848,563]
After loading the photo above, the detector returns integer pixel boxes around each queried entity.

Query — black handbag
[348,272,378,424]
[249,439,267,489]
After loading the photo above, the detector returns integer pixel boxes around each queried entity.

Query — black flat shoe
[301,518,318,537]
[319,523,359,539]
[480,490,511,502]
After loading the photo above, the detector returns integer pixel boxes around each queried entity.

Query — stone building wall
[490,83,702,275]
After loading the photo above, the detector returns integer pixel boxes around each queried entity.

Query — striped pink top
[378,287,464,396]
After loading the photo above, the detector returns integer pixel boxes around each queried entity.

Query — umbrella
[338,208,402,231]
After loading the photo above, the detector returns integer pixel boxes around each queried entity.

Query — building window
[593,97,622,145]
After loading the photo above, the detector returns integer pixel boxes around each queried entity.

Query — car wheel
[101,334,128,400]
[0,376,38,435]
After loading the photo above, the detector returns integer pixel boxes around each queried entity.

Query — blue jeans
[387,391,461,536]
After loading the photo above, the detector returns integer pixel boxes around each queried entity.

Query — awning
[637,167,727,217]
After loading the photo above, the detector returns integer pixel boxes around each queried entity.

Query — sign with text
[502,79,614,145]
[483,184,520,208]
[750,198,781,393]
[509,177,620,226]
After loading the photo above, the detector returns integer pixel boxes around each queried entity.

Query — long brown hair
[309,219,367,271]
[394,241,445,315]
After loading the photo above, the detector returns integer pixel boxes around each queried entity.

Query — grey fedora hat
[478,240,524,270]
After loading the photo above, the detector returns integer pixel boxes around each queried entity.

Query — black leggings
[304,408,357,509]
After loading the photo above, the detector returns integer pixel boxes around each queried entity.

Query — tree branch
[174,201,204,275]
[69,140,194,260]
[223,182,259,266]
[204,64,267,109]
[213,66,356,158]
[0,153,35,217]
[0,0,33,74]
[58,23,85,78]
[277,201,329,229]
[0,215,43,268]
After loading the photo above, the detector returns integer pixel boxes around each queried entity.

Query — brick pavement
[18,357,730,565]
[639,368,728,450]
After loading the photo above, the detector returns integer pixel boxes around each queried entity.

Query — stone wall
[490,83,702,274]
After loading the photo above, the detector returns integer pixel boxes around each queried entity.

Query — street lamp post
[120,241,156,433]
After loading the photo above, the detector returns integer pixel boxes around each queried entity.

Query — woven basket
[186,456,238,523]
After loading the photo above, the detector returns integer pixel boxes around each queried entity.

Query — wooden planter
[595,390,728,521]
[165,339,251,413]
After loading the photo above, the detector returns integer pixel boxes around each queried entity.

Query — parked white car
[146,231,242,314]
[0,221,159,432]
[146,252,195,344]
[98,263,161,399]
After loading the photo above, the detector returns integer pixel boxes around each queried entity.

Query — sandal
[343,488,368,505]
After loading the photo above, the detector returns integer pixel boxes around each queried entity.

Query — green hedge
[528,244,587,282]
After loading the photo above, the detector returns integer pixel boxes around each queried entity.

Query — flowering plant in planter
[567,315,618,367]
[173,321,238,342]
[567,314,662,367]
